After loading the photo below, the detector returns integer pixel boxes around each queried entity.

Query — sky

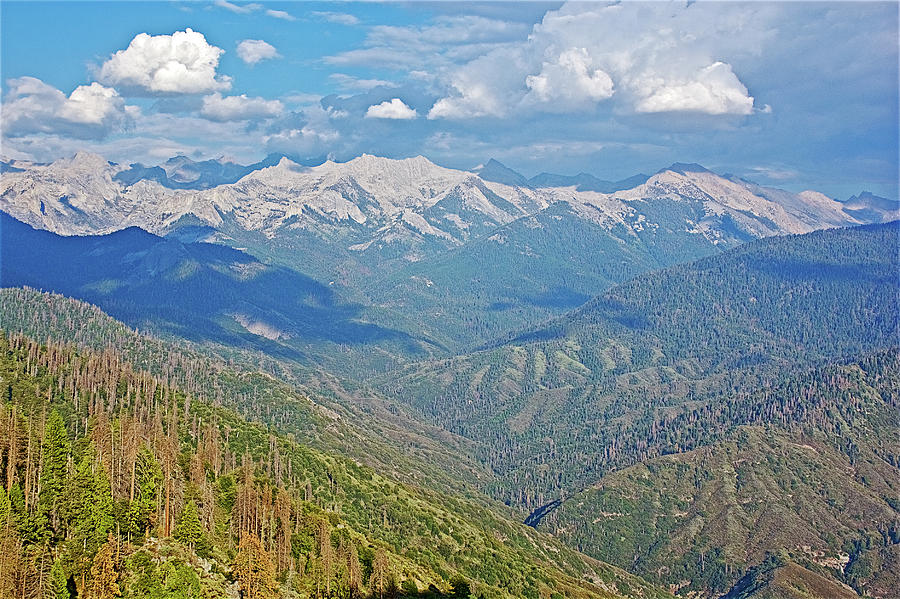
[1,1,897,199]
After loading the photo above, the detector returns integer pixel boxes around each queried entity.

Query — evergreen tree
[347,542,364,598]
[127,446,161,538]
[48,557,70,599]
[370,548,390,599]
[232,532,278,599]
[89,533,120,599]
[39,410,69,537]
[449,576,471,599]
[0,486,10,531]
[93,460,115,543]
[174,500,203,551]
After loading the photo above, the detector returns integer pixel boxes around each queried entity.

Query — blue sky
[1,1,897,199]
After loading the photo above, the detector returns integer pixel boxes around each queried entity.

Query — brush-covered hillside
[379,222,899,508]
[541,351,899,597]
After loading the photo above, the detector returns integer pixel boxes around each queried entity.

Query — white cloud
[266,9,295,21]
[262,105,345,156]
[367,16,526,47]
[365,98,418,120]
[200,93,283,121]
[236,39,281,65]
[213,0,261,14]
[98,29,231,95]
[329,73,398,92]
[428,47,524,119]
[324,48,419,70]
[282,93,322,106]
[325,15,528,69]
[1,77,132,139]
[311,11,359,26]
[525,48,614,110]
[428,2,765,119]
[633,62,754,115]
[213,1,291,21]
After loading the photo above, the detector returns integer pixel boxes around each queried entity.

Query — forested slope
[0,331,670,599]
[0,286,488,499]
[542,351,899,596]
[379,222,899,507]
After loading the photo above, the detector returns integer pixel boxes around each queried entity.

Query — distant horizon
[4,147,894,202]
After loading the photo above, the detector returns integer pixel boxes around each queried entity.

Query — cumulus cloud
[311,11,359,26]
[200,93,283,121]
[98,29,231,95]
[633,62,754,115]
[365,98,418,120]
[428,2,764,119]
[1,77,133,139]
[428,47,524,119]
[525,48,614,109]
[236,39,281,65]
[264,108,341,156]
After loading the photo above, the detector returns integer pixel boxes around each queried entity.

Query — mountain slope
[722,557,861,599]
[545,406,899,596]
[378,222,900,507]
[0,330,672,599]
[0,213,441,372]
[3,152,881,357]
[0,286,488,497]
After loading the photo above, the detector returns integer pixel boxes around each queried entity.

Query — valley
[0,151,897,599]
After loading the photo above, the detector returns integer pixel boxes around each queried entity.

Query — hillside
[0,213,442,373]
[0,286,488,500]
[379,222,900,507]
[0,331,672,599]
[537,348,900,597]
[722,557,861,599]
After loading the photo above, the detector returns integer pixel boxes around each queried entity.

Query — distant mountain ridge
[3,151,891,241]
[3,151,896,359]
[0,212,432,369]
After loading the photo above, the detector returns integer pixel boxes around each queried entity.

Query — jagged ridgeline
[0,331,670,599]
[3,154,897,375]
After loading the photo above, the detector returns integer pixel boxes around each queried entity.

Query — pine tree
[450,575,471,599]
[88,534,119,599]
[38,410,69,537]
[347,541,364,599]
[370,548,390,599]
[0,486,10,531]
[317,519,333,598]
[174,500,203,551]
[127,445,161,538]
[92,460,114,544]
[47,558,69,599]
[232,533,278,599]
[0,520,21,599]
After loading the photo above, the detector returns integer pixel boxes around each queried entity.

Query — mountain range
[2,152,897,371]
[0,151,897,599]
